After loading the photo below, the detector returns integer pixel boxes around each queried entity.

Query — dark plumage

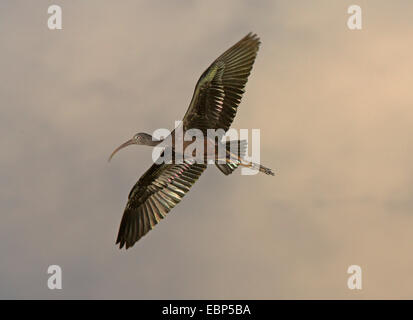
[110,33,273,249]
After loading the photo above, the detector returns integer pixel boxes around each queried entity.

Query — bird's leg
[224,156,253,168]
[222,150,274,176]
[232,157,275,176]
[228,153,253,168]
[237,161,253,168]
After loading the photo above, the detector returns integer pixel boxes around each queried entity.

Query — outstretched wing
[116,159,206,249]
[182,33,260,132]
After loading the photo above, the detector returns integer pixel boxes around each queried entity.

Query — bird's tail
[215,140,248,175]
[215,139,275,176]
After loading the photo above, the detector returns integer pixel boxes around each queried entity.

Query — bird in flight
[109,33,273,249]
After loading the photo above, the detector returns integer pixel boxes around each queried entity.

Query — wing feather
[182,33,260,132]
[116,160,206,249]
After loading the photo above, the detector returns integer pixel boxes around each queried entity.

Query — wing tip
[115,216,138,250]
[116,236,136,250]
[244,32,261,45]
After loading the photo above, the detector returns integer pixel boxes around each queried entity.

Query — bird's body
[109,33,274,249]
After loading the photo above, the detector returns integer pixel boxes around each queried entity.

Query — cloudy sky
[1,0,413,299]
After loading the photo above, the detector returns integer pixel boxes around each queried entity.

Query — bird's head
[132,132,154,145]
[108,132,157,162]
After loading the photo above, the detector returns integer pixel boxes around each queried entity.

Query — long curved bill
[108,139,135,162]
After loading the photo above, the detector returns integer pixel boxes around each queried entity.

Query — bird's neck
[148,136,164,146]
